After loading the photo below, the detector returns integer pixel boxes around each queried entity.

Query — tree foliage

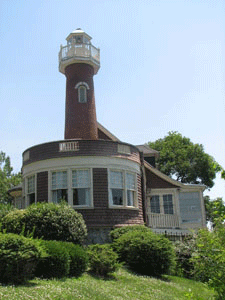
[204,196,225,227]
[0,151,21,203]
[192,227,225,299]
[148,131,224,189]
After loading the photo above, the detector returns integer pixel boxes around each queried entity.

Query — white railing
[147,213,180,228]
[59,43,100,64]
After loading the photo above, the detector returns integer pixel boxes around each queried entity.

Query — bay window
[126,173,136,206]
[72,169,91,206]
[52,171,68,203]
[110,171,124,205]
[27,175,35,205]
[109,170,137,207]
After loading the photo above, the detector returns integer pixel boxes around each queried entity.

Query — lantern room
[58,28,100,75]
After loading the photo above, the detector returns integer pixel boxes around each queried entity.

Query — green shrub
[87,244,119,277]
[0,203,14,220]
[174,236,196,279]
[192,227,225,299]
[110,225,150,242]
[0,233,44,284]
[1,209,26,235]
[64,242,88,277]
[2,202,87,244]
[113,230,176,277]
[35,239,70,279]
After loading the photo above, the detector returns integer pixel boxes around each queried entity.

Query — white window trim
[78,85,87,103]
[48,167,93,209]
[71,168,93,208]
[25,174,36,206]
[51,170,68,204]
[75,82,90,104]
[75,82,90,90]
[108,169,138,209]
[149,189,178,215]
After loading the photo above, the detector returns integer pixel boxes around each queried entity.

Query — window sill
[73,205,94,209]
[108,205,139,210]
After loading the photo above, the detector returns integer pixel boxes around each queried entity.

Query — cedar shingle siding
[146,168,178,189]
[37,172,48,202]
[78,169,144,228]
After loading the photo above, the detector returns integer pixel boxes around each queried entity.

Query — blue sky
[0,0,224,199]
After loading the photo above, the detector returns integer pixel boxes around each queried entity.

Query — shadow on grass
[121,265,172,282]
[0,281,37,288]
[87,270,118,281]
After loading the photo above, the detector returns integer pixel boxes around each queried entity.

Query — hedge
[0,233,45,284]
[2,202,87,244]
[113,230,176,277]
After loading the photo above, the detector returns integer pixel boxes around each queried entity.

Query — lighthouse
[22,29,145,243]
[15,29,207,244]
[58,28,100,140]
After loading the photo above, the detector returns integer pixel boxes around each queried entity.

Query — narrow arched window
[78,85,87,103]
[75,82,89,103]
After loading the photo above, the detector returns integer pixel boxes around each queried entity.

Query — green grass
[0,268,215,300]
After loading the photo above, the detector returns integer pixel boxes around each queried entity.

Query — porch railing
[147,213,180,228]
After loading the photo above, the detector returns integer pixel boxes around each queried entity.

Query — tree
[0,151,21,203]
[204,196,225,227]
[148,131,224,189]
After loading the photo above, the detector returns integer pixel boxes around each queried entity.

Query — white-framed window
[163,194,174,214]
[72,169,91,206]
[78,85,87,103]
[27,175,35,205]
[126,173,136,206]
[150,195,160,213]
[109,170,137,208]
[51,171,68,203]
[150,193,174,215]
[75,82,89,103]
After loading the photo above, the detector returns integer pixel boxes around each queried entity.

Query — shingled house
[9,29,206,243]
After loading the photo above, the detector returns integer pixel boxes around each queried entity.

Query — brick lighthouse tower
[58,29,100,140]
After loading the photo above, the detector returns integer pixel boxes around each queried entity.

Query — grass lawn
[0,268,216,300]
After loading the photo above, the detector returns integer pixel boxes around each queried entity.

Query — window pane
[52,171,67,190]
[126,173,135,190]
[73,188,90,206]
[72,170,90,188]
[150,195,160,213]
[111,189,123,205]
[163,194,173,214]
[79,86,86,103]
[28,193,35,205]
[110,171,123,189]
[28,176,35,194]
[52,189,68,204]
[127,190,134,206]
